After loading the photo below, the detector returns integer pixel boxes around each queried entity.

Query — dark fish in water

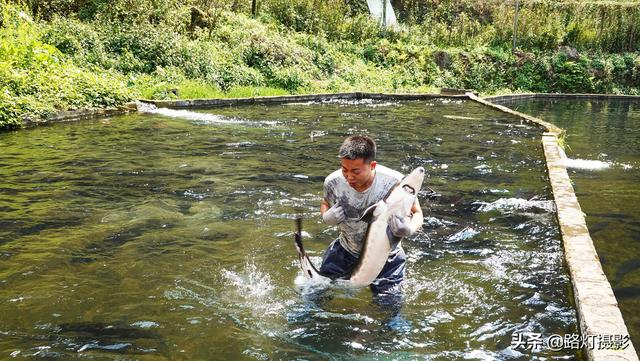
[58,322,160,340]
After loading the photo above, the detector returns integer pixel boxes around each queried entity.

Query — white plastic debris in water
[366,0,398,29]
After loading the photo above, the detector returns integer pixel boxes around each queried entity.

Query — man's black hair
[338,135,376,163]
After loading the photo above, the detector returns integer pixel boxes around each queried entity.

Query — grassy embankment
[1,0,640,129]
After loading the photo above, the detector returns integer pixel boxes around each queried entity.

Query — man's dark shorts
[318,239,406,295]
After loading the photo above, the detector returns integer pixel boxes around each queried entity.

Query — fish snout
[416,166,425,174]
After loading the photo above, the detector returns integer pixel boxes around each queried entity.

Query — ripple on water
[445,227,480,243]
[475,197,555,214]
[0,99,578,359]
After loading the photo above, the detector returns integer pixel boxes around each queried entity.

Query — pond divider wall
[471,93,638,361]
[485,93,640,104]
[21,103,137,128]
[12,92,638,359]
[138,92,468,109]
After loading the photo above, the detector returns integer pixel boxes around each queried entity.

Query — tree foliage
[1,0,639,129]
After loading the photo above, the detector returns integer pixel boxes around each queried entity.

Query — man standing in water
[319,135,423,297]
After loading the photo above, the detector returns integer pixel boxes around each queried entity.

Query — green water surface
[0,99,579,359]
[508,98,640,351]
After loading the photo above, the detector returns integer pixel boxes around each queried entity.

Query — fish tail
[293,217,327,280]
[294,217,304,255]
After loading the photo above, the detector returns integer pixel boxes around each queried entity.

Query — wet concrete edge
[11,93,464,129]
[20,103,138,128]
[470,92,639,361]
[485,93,640,104]
[137,92,468,109]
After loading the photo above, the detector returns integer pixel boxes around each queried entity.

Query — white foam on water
[346,341,366,350]
[475,197,555,214]
[294,274,332,294]
[293,255,332,295]
[129,321,159,329]
[314,311,378,324]
[443,115,481,120]
[310,130,328,139]
[287,98,399,107]
[558,147,611,170]
[136,101,278,126]
[565,158,611,170]
[221,261,275,301]
[446,227,480,243]
[77,342,131,352]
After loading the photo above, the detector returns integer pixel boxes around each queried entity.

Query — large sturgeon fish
[294,166,425,288]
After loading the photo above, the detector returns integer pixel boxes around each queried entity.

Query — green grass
[2,0,640,130]
[138,80,290,100]
[225,86,290,98]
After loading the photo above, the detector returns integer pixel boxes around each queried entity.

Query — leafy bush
[552,56,594,93]
[3,0,640,130]
[0,2,132,129]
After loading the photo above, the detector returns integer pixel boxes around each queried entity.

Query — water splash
[443,115,481,120]
[558,147,611,170]
[136,101,277,126]
[221,261,277,303]
[475,197,555,214]
[446,227,480,243]
[287,98,400,107]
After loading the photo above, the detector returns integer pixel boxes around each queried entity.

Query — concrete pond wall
[473,93,639,361]
[12,92,640,360]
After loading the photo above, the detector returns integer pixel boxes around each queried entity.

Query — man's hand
[322,203,346,225]
[389,215,414,238]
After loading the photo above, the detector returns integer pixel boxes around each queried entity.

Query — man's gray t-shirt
[323,164,403,256]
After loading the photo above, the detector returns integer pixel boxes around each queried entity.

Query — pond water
[0,99,579,359]
[505,98,640,350]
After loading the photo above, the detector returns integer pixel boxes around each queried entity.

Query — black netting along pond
[0,98,579,359]
[502,97,640,350]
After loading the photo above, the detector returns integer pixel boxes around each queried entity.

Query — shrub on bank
[0,3,132,129]
[2,1,640,130]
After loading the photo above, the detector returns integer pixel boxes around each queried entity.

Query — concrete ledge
[4,92,465,130]
[138,92,467,109]
[21,103,137,128]
[484,93,640,104]
[467,93,563,135]
[471,93,639,361]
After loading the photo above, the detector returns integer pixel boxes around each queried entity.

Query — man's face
[341,158,377,191]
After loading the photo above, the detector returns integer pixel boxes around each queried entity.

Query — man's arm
[408,198,423,233]
[320,198,330,215]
